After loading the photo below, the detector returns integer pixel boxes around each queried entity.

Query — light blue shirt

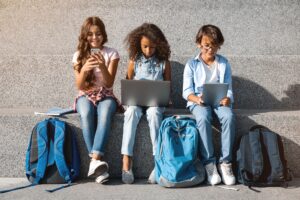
[182,54,234,108]
[133,54,164,81]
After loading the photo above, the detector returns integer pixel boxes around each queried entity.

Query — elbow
[76,81,86,91]
[104,79,114,88]
[182,92,189,101]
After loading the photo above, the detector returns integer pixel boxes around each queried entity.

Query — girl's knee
[124,106,142,118]
[78,107,94,119]
[146,107,163,118]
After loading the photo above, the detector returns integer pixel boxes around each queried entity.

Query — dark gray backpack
[236,125,292,188]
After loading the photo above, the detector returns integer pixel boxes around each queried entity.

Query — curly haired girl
[121,23,171,184]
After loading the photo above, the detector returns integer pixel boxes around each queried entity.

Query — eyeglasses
[200,44,219,51]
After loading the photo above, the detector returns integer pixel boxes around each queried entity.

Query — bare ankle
[92,154,102,161]
[122,155,132,171]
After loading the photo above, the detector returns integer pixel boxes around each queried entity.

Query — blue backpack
[236,125,292,189]
[1,118,80,193]
[155,116,205,187]
[25,118,80,185]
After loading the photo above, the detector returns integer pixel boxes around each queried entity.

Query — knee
[124,106,142,119]
[195,114,211,126]
[77,106,94,119]
[76,97,94,119]
[221,112,235,124]
[146,107,163,119]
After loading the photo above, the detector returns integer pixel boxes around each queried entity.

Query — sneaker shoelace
[206,165,218,176]
[222,164,233,176]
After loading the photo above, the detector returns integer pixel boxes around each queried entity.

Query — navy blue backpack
[236,125,292,189]
[155,116,205,187]
[1,118,80,193]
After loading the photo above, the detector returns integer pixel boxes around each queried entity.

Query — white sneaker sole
[95,172,109,184]
[87,161,108,178]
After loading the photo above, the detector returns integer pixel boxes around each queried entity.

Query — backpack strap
[25,127,35,179]
[70,125,81,178]
[53,119,72,183]
[0,183,37,194]
[261,131,284,182]
[33,119,50,184]
[248,129,263,181]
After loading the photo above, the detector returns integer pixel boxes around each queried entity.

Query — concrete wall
[0,0,299,178]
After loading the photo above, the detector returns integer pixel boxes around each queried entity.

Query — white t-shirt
[72,46,120,89]
[203,57,220,83]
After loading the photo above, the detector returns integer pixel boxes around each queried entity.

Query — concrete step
[0,108,299,178]
[0,55,299,109]
[0,0,299,56]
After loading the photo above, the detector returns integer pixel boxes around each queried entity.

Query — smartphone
[91,48,101,55]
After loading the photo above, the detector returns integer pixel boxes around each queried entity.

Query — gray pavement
[0,178,300,200]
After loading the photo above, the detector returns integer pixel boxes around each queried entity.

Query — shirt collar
[194,53,219,63]
[140,54,155,63]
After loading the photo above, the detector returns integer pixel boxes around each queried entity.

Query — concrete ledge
[0,108,299,178]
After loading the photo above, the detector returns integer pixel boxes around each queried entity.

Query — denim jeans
[76,96,117,156]
[121,106,164,156]
[190,105,235,165]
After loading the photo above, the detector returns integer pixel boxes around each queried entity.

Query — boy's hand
[197,94,204,105]
[220,97,230,106]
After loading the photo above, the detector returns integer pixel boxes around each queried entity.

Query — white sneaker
[219,163,236,185]
[205,163,221,185]
[147,169,156,184]
[87,159,108,178]
[95,172,109,184]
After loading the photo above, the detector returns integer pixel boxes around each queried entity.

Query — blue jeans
[190,105,235,165]
[76,96,117,156]
[121,106,164,156]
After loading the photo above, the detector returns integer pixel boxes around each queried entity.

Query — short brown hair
[195,24,224,46]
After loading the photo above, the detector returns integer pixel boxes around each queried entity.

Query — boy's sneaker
[205,163,221,185]
[147,169,156,184]
[122,169,134,184]
[219,162,236,185]
[87,159,108,178]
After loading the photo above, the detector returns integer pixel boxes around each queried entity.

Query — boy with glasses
[182,25,236,186]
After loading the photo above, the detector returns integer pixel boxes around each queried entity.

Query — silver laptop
[202,83,229,106]
[121,79,170,107]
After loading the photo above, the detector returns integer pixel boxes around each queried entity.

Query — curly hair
[74,16,108,89]
[125,23,170,61]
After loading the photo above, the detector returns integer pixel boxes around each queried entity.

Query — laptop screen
[121,79,170,107]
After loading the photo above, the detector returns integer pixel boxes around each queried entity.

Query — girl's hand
[91,52,106,69]
[220,97,230,106]
[82,57,99,73]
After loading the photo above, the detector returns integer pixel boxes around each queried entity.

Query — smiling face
[87,25,103,48]
[198,35,220,59]
[140,36,157,58]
